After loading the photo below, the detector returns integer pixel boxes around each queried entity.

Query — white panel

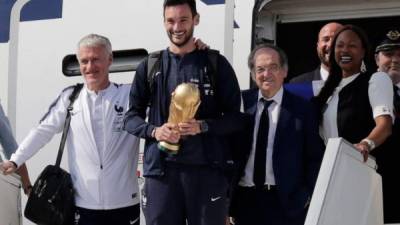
[0,172,22,225]
[305,138,383,225]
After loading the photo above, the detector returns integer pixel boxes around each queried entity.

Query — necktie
[253,99,273,187]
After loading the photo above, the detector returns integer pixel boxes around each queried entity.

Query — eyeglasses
[255,64,281,74]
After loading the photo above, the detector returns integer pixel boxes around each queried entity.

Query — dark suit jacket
[376,89,400,223]
[290,67,321,83]
[230,88,324,219]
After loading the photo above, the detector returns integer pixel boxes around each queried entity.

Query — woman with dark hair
[314,25,393,161]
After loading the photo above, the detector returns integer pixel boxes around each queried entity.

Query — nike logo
[211,196,222,202]
[130,217,139,224]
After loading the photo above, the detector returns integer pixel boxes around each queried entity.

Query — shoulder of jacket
[371,71,391,82]
[57,85,77,100]
[291,71,314,83]
[241,88,258,104]
[114,83,131,92]
[242,88,257,96]
[284,90,314,112]
[148,50,163,58]
[57,84,84,104]
[207,48,220,55]
[61,84,76,94]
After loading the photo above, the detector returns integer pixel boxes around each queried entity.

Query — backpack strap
[147,50,162,95]
[68,83,84,104]
[206,49,219,96]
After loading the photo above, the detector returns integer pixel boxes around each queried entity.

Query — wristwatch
[361,138,376,151]
[199,120,209,133]
[151,127,157,138]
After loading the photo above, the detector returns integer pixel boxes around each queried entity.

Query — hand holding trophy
[158,83,201,154]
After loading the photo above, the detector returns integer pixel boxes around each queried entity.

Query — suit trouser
[233,186,305,225]
[142,163,228,225]
[74,204,140,225]
[378,156,400,223]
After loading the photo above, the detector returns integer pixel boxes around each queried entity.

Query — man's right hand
[0,160,18,175]
[154,123,180,143]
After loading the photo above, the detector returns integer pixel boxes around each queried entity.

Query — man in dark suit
[230,44,324,225]
[374,29,400,224]
[290,22,343,83]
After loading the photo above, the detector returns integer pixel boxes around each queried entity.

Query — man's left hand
[354,142,369,162]
[178,119,201,136]
[193,38,209,50]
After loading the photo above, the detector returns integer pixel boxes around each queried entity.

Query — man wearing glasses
[229,43,324,225]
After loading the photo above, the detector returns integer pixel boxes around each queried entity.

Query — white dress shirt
[396,83,400,96]
[239,87,284,187]
[320,72,394,143]
[320,66,329,81]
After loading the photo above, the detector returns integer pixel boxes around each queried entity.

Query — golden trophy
[158,83,201,154]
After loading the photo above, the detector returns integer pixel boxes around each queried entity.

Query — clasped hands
[1,161,32,195]
[154,119,201,143]
[0,161,17,175]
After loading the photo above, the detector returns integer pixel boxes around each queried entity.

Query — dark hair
[314,25,371,114]
[163,0,197,17]
[248,43,288,76]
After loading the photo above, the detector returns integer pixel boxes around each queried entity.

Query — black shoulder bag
[25,83,83,225]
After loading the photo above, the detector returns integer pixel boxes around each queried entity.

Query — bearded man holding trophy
[158,83,201,153]
[123,1,243,225]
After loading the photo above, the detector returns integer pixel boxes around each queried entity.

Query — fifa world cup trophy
[158,83,201,154]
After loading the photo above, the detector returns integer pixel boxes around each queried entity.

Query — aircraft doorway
[276,16,400,81]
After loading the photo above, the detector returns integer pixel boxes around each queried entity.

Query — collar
[257,86,284,106]
[167,47,197,58]
[339,72,360,88]
[85,82,114,97]
[320,66,329,81]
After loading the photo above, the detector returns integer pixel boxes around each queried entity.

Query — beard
[318,50,330,67]
[167,26,194,47]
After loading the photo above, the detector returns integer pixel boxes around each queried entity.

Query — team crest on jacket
[114,104,124,114]
[113,102,124,131]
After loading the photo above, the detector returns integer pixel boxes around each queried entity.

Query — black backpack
[146,49,219,96]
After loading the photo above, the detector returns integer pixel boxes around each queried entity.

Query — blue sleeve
[123,60,156,139]
[0,102,18,159]
[284,82,314,100]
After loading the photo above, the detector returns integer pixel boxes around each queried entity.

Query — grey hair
[247,43,288,78]
[76,34,112,58]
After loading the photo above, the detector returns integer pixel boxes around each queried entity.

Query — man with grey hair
[1,33,141,225]
[230,43,324,225]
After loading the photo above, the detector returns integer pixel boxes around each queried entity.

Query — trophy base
[158,141,179,154]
